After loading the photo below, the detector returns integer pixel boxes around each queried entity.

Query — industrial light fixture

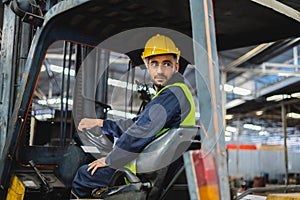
[224,84,251,96]
[256,110,263,116]
[243,123,262,131]
[225,114,233,120]
[226,126,237,133]
[233,87,252,96]
[34,114,54,121]
[41,64,76,76]
[32,109,55,121]
[223,84,234,92]
[108,78,137,90]
[266,94,290,101]
[37,98,73,106]
[287,112,300,119]
[291,92,300,98]
[226,99,245,109]
[267,92,300,102]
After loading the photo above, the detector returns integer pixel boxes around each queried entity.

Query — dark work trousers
[70,164,116,199]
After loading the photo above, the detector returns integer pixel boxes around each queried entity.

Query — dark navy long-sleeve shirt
[103,73,192,168]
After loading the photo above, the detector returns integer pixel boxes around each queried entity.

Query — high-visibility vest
[153,82,196,137]
[125,82,196,175]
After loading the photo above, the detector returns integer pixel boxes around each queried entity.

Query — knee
[73,164,89,183]
[77,164,89,175]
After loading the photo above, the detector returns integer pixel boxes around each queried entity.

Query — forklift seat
[92,126,200,200]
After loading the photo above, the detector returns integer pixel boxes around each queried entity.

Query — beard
[153,74,167,91]
[154,83,164,91]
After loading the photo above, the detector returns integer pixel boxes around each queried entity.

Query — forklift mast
[0,0,230,199]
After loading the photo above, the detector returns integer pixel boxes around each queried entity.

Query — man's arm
[105,86,186,168]
[77,117,136,138]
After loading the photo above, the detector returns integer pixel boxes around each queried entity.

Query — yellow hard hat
[141,34,180,61]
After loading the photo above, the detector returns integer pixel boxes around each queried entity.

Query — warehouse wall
[228,149,300,182]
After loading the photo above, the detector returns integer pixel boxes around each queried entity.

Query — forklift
[0,0,229,199]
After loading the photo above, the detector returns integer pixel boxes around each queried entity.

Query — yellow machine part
[267,193,300,200]
[6,175,25,200]
[198,184,220,200]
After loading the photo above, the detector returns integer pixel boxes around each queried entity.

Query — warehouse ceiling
[215,0,300,129]
[212,0,300,131]
[222,39,300,128]
[214,0,300,50]
[2,0,300,130]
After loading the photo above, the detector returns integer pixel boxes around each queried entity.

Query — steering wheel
[77,127,113,155]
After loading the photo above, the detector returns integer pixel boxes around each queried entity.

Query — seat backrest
[135,126,200,200]
[136,126,200,174]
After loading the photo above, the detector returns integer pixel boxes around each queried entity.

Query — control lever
[29,160,52,193]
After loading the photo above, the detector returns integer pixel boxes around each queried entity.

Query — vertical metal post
[82,47,101,117]
[0,2,18,156]
[293,46,298,72]
[236,117,241,177]
[96,49,109,119]
[221,72,227,129]
[60,41,68,146]
[281,104,289,185]
[15,23,32,102]
[189,0,230,199]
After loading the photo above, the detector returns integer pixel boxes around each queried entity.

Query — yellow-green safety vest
[125,82,196,175]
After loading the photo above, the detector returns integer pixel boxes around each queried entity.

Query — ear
[175,62,179,72]
[144,58,149,70]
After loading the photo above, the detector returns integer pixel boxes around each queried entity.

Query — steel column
[95,49,110,119]
[0,2,18,157]
[281,104,289,185]
[188,0,230,199]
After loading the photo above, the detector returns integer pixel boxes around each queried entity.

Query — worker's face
[146,54,179,87]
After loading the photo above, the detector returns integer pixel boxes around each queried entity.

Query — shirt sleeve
[105,86,187,168]
[102,118,136,138]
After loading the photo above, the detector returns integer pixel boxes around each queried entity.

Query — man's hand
[87,157,107,175]
[78,118,103,131]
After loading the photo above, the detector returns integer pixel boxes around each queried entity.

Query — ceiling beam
[251,0,300,22]
[226,65,300,76]
[222,43,274,72]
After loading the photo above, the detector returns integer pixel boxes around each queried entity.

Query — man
[71,34,195,198]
